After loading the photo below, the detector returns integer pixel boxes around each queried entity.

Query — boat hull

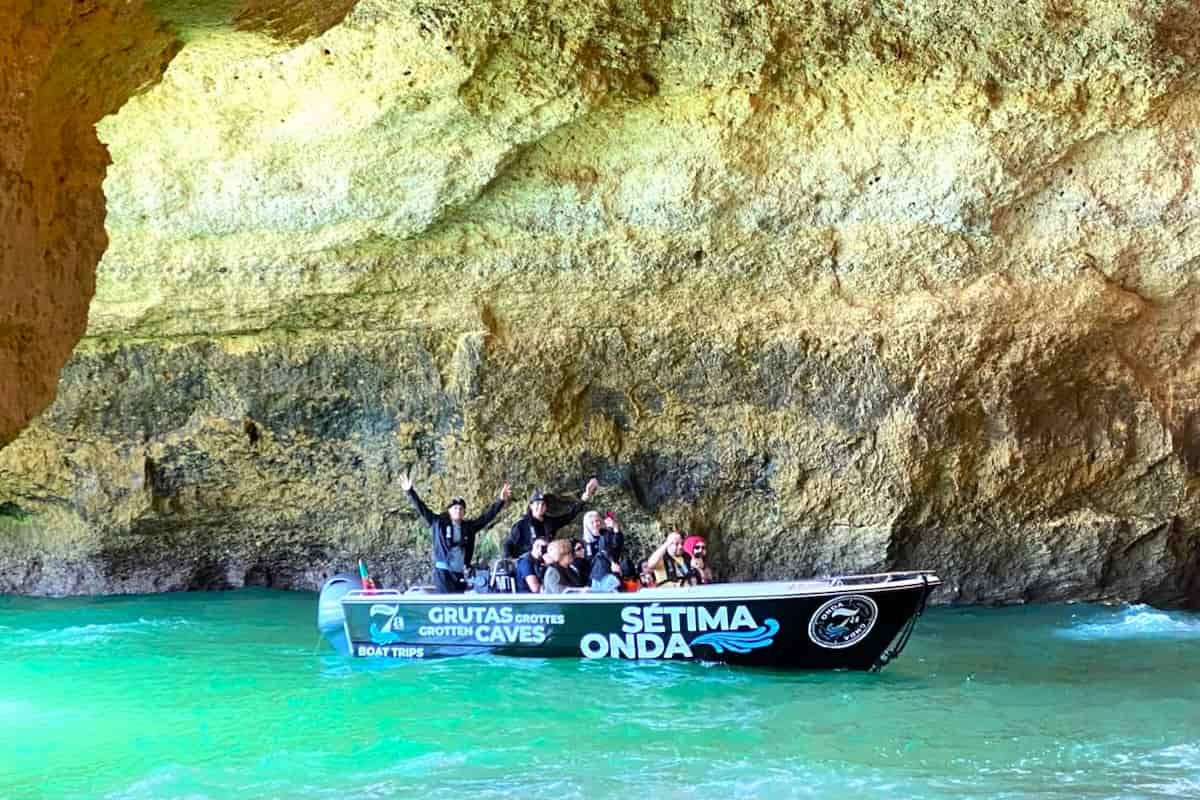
[333,574,939,671]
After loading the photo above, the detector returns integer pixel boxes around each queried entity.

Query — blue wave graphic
[691,618,780,654]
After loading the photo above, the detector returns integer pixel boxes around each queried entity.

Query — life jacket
[658,552,692,585]
[434,521,468,572]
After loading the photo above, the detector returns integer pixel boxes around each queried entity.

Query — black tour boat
[317,571,940,671]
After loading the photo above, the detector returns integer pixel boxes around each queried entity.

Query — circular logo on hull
[808,595,878,649]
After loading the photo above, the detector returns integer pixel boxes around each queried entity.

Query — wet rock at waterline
[1,0,1198,603]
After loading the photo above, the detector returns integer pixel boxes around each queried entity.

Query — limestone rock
[0,0,178,446]
[1,0,1198,604]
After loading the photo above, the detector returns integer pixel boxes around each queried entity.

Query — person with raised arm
[399,472,512,594]
[585,511,627,592]
[502,478,600,558]
[645,530,694,588]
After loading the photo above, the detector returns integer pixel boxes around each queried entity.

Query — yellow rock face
[1,0,1198,601]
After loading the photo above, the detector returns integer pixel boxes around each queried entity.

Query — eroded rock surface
[0,0,178,447]
[1,0,1198,603]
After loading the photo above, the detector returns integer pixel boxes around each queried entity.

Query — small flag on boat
[358,559,377,592]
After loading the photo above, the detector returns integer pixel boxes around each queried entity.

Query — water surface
[2,591,1197,799]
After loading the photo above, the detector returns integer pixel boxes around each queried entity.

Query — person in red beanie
[682,535,715,584]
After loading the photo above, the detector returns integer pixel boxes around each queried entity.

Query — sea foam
[1059,604,1200,640]
[5,617,193,647]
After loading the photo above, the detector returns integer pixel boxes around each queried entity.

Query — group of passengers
[398,473,716,595]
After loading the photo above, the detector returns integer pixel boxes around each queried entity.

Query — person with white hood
[585,511,625,591]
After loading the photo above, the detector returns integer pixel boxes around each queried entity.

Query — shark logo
[808,595,878,649]
[369,604,405,645]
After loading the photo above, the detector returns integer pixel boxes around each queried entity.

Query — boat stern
[316,573,362,656]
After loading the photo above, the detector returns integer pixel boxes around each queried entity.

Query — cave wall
[1,0,1198,603]
[0,0,178,447]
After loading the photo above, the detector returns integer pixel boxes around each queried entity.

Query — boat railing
[829,570,935,587]
[343,588,410,599]
[341,572,940,600]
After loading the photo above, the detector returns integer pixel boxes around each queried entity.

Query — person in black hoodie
[400,472,512,594]
[569,538,590,584]
[502,479,599,558]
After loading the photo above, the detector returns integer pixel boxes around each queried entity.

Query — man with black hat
[399,472,512,594]
[502,478,599,558]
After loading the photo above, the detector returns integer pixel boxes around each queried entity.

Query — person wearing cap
[399,472,512,594]
[502,478,599,558]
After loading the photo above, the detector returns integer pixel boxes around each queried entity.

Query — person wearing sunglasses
[683,535,715,585]
[542,539,588,594]
[569,538,590,584]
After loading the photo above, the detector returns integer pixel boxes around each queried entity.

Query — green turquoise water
[2,591,1198,799]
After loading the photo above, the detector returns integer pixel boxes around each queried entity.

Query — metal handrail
[830,570,932,587]
[343,589,405,599]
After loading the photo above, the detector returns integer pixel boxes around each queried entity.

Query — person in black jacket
[569,538,590,583]
[399,472,512,594]
[502,479,599,558]
[585,511,627,591]
[598,511,626,562]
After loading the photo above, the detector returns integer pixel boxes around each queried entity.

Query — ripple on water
[4,618,194,647]
[1058,604,1200,640]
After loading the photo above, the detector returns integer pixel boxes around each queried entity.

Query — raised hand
[499,483,512,502]
[398,472,413,492]
[582,477,600,501]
